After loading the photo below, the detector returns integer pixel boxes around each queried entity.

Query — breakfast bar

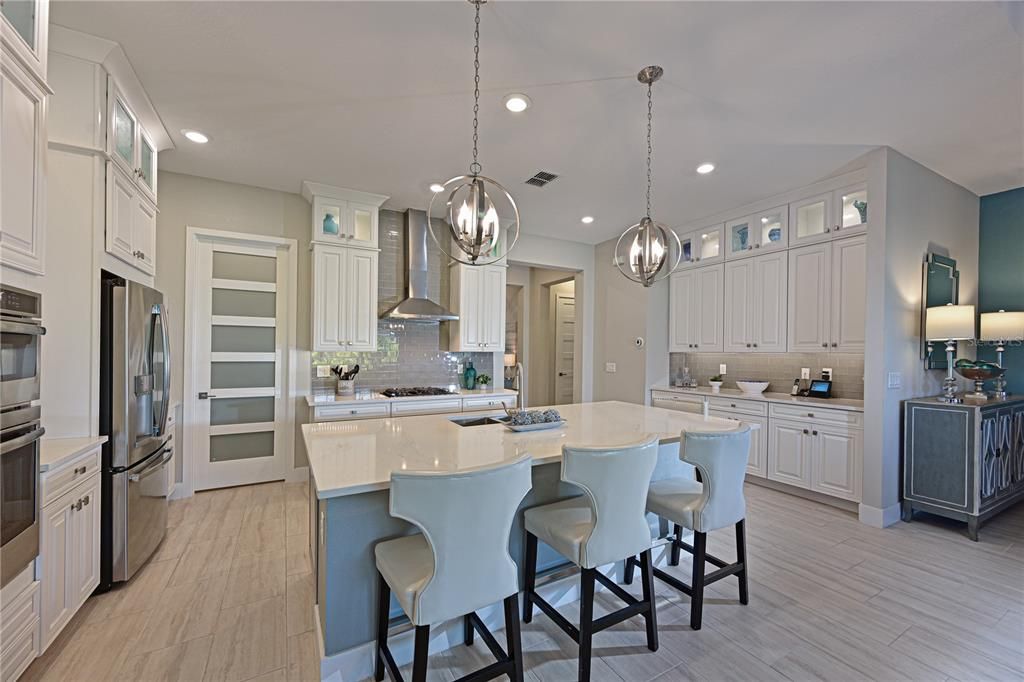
[301,400,748,673]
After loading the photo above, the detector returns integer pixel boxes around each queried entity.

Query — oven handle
[128,448,172,482]
[1,426,45,454]
[0,320,46,335]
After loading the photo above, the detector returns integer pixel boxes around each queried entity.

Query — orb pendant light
[614,66,681,287]
[427,0,520,266]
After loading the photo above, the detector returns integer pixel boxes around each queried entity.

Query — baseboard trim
[316,545,673,681]
[858,502,901,528]
[746,476,858,514]
[286,466,310,484]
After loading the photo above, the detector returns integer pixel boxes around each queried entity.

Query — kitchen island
[302,400,746,678]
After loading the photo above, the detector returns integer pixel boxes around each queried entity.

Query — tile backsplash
[311,209,490,391]
[669,352,865,399]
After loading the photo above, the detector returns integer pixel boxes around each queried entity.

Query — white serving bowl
[736,380,770,395]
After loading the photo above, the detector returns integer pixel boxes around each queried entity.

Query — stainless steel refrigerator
[99,273,172,588]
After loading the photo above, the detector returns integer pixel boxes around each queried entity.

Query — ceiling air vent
[525,170,559,188]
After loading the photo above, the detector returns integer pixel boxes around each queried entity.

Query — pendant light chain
[646,81,653,219]
[470,0,482,176]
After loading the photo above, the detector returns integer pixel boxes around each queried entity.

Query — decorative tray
[495,417,568,432]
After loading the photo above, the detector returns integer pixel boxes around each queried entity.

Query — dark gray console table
[902,395,1024,540]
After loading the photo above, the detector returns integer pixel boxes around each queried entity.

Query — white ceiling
[52,1,1023,245]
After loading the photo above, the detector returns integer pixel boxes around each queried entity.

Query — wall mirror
[921,252,960,369]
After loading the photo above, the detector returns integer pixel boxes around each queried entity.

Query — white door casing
[184,228,297,493]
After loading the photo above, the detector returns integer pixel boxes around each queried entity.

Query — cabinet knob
[835,225,842,231]
[350,410,357,415]
[822,343,828,348]
[695,257,701,262]
[807,413,814,418]
[831,342,838,347]
[747,246,753,251]
[753,343,758,348]
[746,343,751,348]
[803,429,809,435]
[824,227,831,233]
[812,430,818,436]
[730,403,736,408]
[83,495,90,506]
[754,243,761,248]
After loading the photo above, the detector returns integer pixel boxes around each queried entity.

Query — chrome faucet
[514,362,525,408]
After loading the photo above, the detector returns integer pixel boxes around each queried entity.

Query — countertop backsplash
[670,352,865,399]
[311,209,491,391]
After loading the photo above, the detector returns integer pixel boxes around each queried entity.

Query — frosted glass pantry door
[191,240,290,490]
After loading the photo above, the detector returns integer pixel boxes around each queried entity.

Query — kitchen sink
[449,416,505,427]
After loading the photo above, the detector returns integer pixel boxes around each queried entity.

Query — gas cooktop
[380,387,456,398]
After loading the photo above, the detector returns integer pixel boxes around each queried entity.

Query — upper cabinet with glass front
[790,183,868,246]
[833,183,868,237]
[107,77,158,204]
[679,223,724,268]
[1,0,48,86]
[301,181,388,250]
[725,205,788,259]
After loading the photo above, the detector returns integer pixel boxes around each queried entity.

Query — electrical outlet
[719,364,727,375]
[315,365,331,378]
[822,367,833,380]
[801,367,810,380]
[605,362,617,373]
[887,371,902,389]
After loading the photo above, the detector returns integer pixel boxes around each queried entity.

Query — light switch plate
[887,371,902,389]
[719,364,727,375]
[605,362,617,373]
[801,368,810,380]
[315,365,331,378]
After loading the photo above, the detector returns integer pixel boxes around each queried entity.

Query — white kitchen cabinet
[105,161,156,275]
[669,264,723,352]
[691,224,724,266]
[106,77,158,204]
[709,408,768,478]
[0,51,48,275]
[1,0,48,86]
[788,236,865,353]
[302,181,388,249]
[767,419,813,489]
[312,243,379,352]
[812,425,862,501]
[725,205,788,260]
[832,183,869,237]
[0,565,40,682]
[789,192,833,247]
[448,263,506,351]
[724,252,787,353]
[39,460,100,653]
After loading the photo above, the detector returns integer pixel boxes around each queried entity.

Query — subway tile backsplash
[310,209,490,391]
[669,352,865,399]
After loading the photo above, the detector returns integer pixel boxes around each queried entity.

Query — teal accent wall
[978,187,1024,391]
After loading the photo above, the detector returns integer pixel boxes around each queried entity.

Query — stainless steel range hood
[382,209,459,321]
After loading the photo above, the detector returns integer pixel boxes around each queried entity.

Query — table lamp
[926,303,975,403]
[981,310,1024,398]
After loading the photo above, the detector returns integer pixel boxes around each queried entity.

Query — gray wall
[671,352,865,399]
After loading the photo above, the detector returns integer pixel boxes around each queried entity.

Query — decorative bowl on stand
[954,363,1005,400]
[736,380,770,395]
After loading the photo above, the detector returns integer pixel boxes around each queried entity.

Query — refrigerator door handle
[155,303,172,438]
[128,448,172,482]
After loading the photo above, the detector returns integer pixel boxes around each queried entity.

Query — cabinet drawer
[0,578,39,646]
[651,391,705,407]
[708,397,767,417]
[313,402,390,422]
[769,403,863,428]
[0,615,39,682]
[462,395,517,412]
[41,448,101,508]
[391,399,464,417]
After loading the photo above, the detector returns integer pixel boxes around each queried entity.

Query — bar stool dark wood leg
[689,531,707,630]
[375,572,390,681]
[412,624,430,682]
[503,595,525,682]
[639,549,659,652]
[464,613,474,646]
[735,519,749,605]
[578,568,596,682]
[623,555,635,585]
[523,531,538,624]
[669,524,682,567]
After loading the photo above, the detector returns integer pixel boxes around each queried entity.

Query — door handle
[129,448,173,482]
[198,392,217,400]
[558,372,568,377]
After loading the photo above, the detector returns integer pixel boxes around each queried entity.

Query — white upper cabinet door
[833,183,868,237]
[107,80,137,179]
[481,266,506,350]
[137,128,158,204]
[751,251,788,352]
[787,242,831,352]
[677,231,698,269]
[789,192,834,246]
[345,248,378,351]
[830,235,867,352]
[693,264,724,352]
[312,196,346,244]
[346,201,379,249]
[1,54,47,274]
[723,259,754,352]
[70,477,100,607]
[131,196,156,276]
[1,0,48,85]
[669,270,696,351]
[752,205,789,254]
[105,162,136,264]
[767,420,812,489]
[312,245,347,350]
[811,426,861,501]
[452,265,483,351]
[693,223,724,265]
[725,215,757,260]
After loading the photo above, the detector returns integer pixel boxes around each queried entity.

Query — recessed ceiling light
[503,93,532,113]
[581,216,594,224]
[696,162,715,174]
[182,129,209,144]
[761,217,769,223]
[429,183,445,193]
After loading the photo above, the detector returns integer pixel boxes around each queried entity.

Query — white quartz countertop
[40,436,107,472]
[651,386,865,412]
[303,400,749,499]
[306,387,518,407]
